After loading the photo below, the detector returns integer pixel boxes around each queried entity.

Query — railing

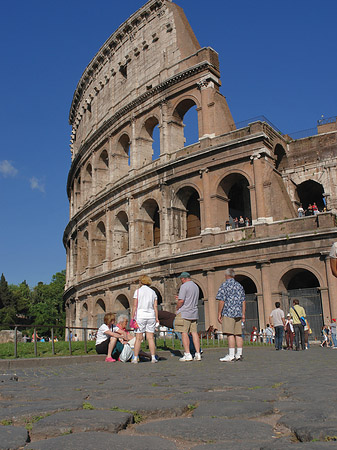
[0,323,293,359]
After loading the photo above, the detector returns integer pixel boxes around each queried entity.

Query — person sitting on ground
[95,312,126,362]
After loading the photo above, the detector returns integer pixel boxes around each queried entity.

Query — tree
[10,280,31,319]
[0,273,15,310]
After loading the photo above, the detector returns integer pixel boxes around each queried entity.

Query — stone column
[206,269,218,327]
[128,196,136,252]
[198,78,214,138]
[160,183,170,243]
[160,100,169,157]
[201,169,212,231]
[251,153,266,220]
[105,208,112,263]
[323,253,337,319]
[88,220,94,271]
[259,261,273,328]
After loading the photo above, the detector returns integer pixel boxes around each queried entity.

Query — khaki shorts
[174,313,198,333]
[221,316,242,336]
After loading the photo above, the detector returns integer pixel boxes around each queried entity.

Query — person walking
[216,268,246,362]
[269,302,286,350]
[290,299,306,351]
[131,275,159,364]
[175,272,201,362]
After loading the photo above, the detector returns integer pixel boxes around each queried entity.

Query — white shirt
[133,285,157,319]
[96,324,111,345]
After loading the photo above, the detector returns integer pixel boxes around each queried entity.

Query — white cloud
[29,177,45,193]
[0,160,18,177]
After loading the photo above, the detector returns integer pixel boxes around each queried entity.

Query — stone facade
[64,0,337,339]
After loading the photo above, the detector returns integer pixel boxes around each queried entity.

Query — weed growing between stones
[25,414,47,431]
[0,419,13,425]
[82,401,95,410]
[111,406,143,424]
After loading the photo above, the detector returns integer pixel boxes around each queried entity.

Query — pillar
[206,269,218,327]
[259,261,273,328]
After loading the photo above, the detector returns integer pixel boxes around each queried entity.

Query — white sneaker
[194,353,201,361]
[131,357,139,364]
[179,353,193,362]
[219,354,235,362]
[151,358,158,363]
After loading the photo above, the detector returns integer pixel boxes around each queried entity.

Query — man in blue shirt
[216,268,246,362]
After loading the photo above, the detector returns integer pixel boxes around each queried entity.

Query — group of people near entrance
[96,269,246,363]
[95,240,337,363]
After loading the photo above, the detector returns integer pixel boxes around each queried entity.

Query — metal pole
[51,328,55,355]
[84,328,87,354]
[14,327,18,359]
[172,332,175,348]
[34,327,37,357]
[68,328,72,355]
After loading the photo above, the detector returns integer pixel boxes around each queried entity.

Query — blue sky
[0,0,336,287]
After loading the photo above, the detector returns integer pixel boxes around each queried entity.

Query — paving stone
[23,432,178,450]
[30,410,132,440]
[90,396,190,418]
[135,417,274,443]
[192,400,274,418]
[0,425,28,450]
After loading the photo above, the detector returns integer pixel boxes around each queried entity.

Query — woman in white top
[95,313,127,362]
[131,275,159,364]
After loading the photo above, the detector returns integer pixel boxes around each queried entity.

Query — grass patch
[187,404,197,411]
[0,419,13,426]
[82,402,95,410]
[25,415,46,431]
[272,382,284,388]
[0,341,97,359]
[248,386,262,390]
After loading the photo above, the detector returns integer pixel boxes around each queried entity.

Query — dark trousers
[294,324,305,350]
[274,326,284,350]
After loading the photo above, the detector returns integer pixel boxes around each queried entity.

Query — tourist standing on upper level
[290,299,306,351]
[175,272,201,362]
[297,204,304,217]
[269,302,286,350]
[216,268,246,362]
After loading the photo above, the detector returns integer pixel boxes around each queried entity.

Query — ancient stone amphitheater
[64,0,337,338]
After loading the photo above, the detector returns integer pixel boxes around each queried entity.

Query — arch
[116,133,131,173]
[172,97,199,148]
[115,210,129,256]
[175,186,201,239]
[96,149,109,191]
[217,173,252,229]
[139,116,160,164]
[235,275,259,336]
[280,268,323,339]
[151,286,163,306]
[296,180,325,212]
[80,230,89,272]
[115,294,130,311]
[83,163,92,203]
[274,144,287,171]
[93,221,106,265]
[140,198,160,248]
[95,298,106,328]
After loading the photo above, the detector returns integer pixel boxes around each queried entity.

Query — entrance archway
[281,269,323,339]
[297,180,325,212]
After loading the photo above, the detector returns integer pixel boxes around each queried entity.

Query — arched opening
[172,99,199,149]
[194,283,205,332]
[116,133,131,173]
[274,144,287,171]
[235,275,258,337]
[96,299,106,328]
[175,187,201,239]
[139,116,160,165]
[297,180,325,212]
[93,221,106,265]
[83,163,92,203]
[96,149,109,192]
[74,175,81,211]
[115,294,130,313]
[80,230,89,272]
[151,287,163,307]
[140,199,160,248]
[280,268,323,339]
[217,174,251,228]
[115,211,129,256]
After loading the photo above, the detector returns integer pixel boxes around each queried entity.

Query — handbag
[119,343,133,362]
[292,306,306,327]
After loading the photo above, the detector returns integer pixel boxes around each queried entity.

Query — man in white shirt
[269,302,285,350]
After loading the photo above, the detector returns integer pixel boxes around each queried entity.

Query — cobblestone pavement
[0,346,336,449]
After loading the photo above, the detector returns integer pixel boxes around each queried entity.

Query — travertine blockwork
[64,0,337,336]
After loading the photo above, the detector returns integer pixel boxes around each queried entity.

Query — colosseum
[63,0,337,339]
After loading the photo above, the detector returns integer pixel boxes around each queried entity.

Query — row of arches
[76,267,324,341]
